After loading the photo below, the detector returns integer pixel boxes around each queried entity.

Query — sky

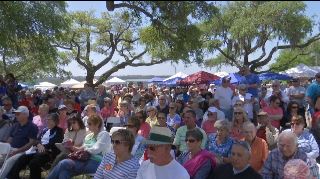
[63,1,320,77]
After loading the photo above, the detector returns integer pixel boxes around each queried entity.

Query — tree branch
[71,39,88,69]
[95,50,147,86]
[216,47,239,65]
[251,33,320,71]
[95,32,116,71]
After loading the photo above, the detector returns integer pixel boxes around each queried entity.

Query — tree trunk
[86,70,95,88]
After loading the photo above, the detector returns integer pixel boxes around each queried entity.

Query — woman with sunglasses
[230,107,248,141]
[207,120,234,165]
[51,113,87,168]
[136,110,151,139]
[167,102,181,133]
[48,115,111,179]
[145,106,158,128]
[281,101,304,130]
[124,116,146,161]
[95,129,140,179]
[262,95,283,130]
[283,115,319,178]
[177,128,216,179]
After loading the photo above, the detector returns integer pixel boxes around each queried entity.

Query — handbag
[67,150,91,161]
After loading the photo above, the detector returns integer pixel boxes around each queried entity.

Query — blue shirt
[261,148,307,179]
[94,152,140,179]
[10,121,38,148]
[306,82,320,105]
[243,73,261,97]
[206,133,234,157]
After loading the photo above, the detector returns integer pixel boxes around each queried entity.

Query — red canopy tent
[177,71,220,85]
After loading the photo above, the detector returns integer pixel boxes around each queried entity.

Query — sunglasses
[111,139,126,145]
[185,139,196,143]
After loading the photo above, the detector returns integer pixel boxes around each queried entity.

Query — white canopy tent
[60,78,80,88]
[163,72,188,81]
[104,77,126,86]
[282,64,318,78]
[71,79,98,89]
[34,82,57,91]
[214,71,229,78]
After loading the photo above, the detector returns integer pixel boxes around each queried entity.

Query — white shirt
[214,86,233,110]
[136,159,189,179]
[232,93,254,119]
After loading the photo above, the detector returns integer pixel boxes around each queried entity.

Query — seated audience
[261,130,308,179]
[178,128,216,179]
[94,129,140,179]
[51,113,87,167]
[256,111,279,150]
[48,115,111,178]
[207,120,234,165]
[0,106,38,178]
[241,121,268,172]
[209,141,262,179]
[8,113,63,179]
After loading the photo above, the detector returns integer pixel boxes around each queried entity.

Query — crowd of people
[0,67,320,179]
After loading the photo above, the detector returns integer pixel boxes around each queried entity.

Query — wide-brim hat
[143,126,173,145]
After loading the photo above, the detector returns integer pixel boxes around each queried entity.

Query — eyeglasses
[234,112,242,115]
[291,122,301,126]
[111,139,127,145]
[185,139,196,143]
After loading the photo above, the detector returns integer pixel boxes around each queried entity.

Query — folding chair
[0,142,11,171]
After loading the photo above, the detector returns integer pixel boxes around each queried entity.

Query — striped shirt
[94,152,140,179]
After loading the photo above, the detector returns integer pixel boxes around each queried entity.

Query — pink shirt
[202,120,216,134]
[58,116,68,131]
[32,115,47,134]
[262,106,283,129]
[138,122,151,138]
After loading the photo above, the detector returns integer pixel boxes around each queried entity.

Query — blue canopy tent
[258,72,293,81]
[162,77,183,87]
[148,77,164,84]
[211,73,244,85]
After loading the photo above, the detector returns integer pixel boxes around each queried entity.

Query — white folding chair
[0,142,11,171]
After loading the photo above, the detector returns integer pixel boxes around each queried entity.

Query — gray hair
[233,141,252,155]
[242,121,256,131]
[214,120,232,132]
[278,130,298,146]
[147,106,157,112]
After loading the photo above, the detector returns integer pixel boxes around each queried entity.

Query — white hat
[143,126,173,145]
[13,106,29,114]
[58,104,67,110]
[208,107,218,113]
